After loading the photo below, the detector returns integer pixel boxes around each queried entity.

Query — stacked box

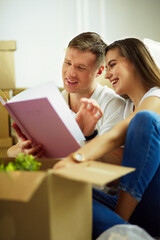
[0,41,16,156]
[0,90,13,156]
[0,41,16,89]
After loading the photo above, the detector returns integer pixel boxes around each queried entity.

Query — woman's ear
[96,65,104,76]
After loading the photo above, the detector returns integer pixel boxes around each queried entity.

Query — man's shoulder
[61,89,68,100]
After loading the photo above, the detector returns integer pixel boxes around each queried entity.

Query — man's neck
[68,86,96,113]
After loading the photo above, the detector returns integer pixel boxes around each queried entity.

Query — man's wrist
[85,129,98,141]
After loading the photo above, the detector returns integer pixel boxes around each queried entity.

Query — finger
[21,140,32,149]
[87,103,92,110]
[86,101,95,111]
[34,149,45,158]
[27,144,43,155]
[91,102,103,116]
[79,101,88,110]
[80,97,89,103]
[94,111,103,119]
[12,122,27,141]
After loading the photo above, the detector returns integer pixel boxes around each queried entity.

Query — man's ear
[96,65,104,77]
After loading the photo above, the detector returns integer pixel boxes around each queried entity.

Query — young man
[7,32,125,158]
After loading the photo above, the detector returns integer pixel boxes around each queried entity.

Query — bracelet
[85,129,98,141]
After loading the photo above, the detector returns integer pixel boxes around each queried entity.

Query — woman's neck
[130,85,150,110]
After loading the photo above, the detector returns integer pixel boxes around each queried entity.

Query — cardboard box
[0,90,12,140]
[0,89,25,147]
[0,137,13,157]
[0,158,135,240]
[0,41,16,89]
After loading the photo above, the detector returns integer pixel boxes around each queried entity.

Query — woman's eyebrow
[106,59,116,69]
[108,59,116,65]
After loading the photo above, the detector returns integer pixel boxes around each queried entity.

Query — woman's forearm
[75,118,129,162]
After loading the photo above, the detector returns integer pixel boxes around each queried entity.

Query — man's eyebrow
[78,64,87,67]
[64,57,70,61]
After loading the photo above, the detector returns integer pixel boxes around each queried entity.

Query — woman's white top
[123,87,160,119]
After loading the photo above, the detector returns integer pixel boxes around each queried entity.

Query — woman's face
[105,48,137,96]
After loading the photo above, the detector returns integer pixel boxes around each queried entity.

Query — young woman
[54,38,160,239]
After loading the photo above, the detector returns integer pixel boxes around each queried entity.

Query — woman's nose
[105,70,112,80]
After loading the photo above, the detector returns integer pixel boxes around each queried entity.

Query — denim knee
[119,110,160,201]
[130,110,160,131]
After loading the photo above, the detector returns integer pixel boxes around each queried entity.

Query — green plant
[0,153,41,171]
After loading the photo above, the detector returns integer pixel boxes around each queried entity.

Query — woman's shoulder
[139,87,160,106]
[145,87,160,97]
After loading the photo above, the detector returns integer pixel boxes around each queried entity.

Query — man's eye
[78,66,86,71]
[65,61,71,65]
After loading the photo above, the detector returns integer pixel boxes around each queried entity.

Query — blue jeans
[93,111,160,239]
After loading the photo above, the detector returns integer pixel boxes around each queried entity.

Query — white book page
[8,82,85,142]
[0,95,6,105]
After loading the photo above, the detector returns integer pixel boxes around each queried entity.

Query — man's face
[62,48,98,96]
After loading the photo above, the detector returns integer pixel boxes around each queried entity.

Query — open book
[0,82,85,158]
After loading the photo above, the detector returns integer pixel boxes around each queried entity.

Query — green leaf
[0,154,41,171]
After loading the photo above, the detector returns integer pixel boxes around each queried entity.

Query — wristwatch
[71,152,85,163]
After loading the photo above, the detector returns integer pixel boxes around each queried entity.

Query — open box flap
[0,171,47,202]
[0,157,60,202]
[0,158,135,202]
[52,161,135,186]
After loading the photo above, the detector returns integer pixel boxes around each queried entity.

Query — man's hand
[7,123,45,158]
[76,98,103,136]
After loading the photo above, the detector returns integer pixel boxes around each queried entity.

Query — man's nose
[68,65,76,77]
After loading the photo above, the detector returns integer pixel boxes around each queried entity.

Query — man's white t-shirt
[62,82,126,136]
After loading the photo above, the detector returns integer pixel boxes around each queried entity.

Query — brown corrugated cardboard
[0,137,12,147]
[0,41,16,51]
[0,41,16,89]
[0,137,13,158]
[0,90,12,139]
[0,158,135,240]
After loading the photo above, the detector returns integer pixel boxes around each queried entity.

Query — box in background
[0,90,13,156]
[0,41,16,89]
[0,90,12,138]
[0,138,12,157]
[0,158,135,240]
[0,89,25,156]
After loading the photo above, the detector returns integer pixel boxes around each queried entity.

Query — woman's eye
[110,63,116,68]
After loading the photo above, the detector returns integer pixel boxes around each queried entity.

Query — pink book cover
[0,83,85,158]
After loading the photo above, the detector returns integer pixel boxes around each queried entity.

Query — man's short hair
[68,32,107,68]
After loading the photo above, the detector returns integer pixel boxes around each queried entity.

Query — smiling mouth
[110,79,119,86]
[66,79,78,85]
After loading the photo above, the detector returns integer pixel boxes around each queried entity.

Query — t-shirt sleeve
[97,96,126,135]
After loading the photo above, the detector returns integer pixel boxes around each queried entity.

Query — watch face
[73,153,84,162]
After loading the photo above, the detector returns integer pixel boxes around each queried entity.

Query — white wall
[0,0,160,88]
[102,0,160,43]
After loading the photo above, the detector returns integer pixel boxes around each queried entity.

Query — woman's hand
[53,155,77,170]
[7,123,45,158]
[76,98,103,136]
